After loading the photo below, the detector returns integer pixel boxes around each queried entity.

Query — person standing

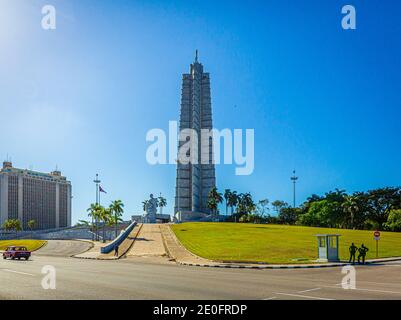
[114,245,119,257]
[349,243,358,264]
[358,244,369,264]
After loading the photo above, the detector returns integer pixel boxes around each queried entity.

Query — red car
[2,246,31,260]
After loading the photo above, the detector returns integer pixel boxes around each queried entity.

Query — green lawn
[0,240,46,251]
[171,223,401,264]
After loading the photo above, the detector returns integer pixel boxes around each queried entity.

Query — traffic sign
[374,231,381,258]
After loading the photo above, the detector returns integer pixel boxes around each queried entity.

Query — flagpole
[93,174,101,241]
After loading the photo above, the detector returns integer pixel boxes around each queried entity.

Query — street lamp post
[290,170,298,208]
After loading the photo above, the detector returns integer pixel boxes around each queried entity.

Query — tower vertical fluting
[174,53,216,218]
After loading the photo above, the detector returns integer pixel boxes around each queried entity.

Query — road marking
[298,287,321,293]
[322,285,401,295]
[2,269,35,276]
[262,296,277,300]
[274,292,334,300]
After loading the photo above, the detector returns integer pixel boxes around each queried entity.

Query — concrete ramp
[127,224,167,257]
[73,224,142,260]
[34,240,93,257]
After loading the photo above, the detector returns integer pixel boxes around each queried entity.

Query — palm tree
[7,219,22,237]
[342,195,359,229]
[236,193,256,221]
[3,220,13,233]
[207,198,219,218]
[224,189,232,216]
[158,194,167,215]
[87,203,99,241]
[142,200,149,212]
[228,191,239,221]
[207,187,223,219]
[107,215,123,239]
[110,200,124,238]
[16,220,21,235]
[78,220,91,227]
[243,193,256,213]
[98,206,110,243]
[27,220,36,238]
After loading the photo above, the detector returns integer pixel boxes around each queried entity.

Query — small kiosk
[315,234,341,262]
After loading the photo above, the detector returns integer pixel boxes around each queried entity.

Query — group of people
[349,243,369,264]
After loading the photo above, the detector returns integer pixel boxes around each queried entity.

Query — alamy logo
[146,121,255,176]
[41,265,56,290]
[342,5,356,30]
[41,5,56,30]
[341,265,356,290]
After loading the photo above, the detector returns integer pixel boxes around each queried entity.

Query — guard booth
[315,234,341,262]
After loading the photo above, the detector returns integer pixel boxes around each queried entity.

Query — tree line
[1,200,125,242]
[2,219,36,236]
[206,186,401,231]
[85,199,125,242]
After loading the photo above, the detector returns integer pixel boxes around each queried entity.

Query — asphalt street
[34,240,92,257]
[1,253,401,300]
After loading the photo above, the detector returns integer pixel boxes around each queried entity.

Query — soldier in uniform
[358,243,369,264]
[349,243,358,264]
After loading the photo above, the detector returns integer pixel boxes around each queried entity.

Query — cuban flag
[99,186,107,194]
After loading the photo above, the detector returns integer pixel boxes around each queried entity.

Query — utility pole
[290,170,298,208]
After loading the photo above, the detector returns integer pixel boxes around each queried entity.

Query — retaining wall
[100,221,138,254]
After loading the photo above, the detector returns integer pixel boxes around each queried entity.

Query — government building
[0,161,72,230]
[174,52,216,221]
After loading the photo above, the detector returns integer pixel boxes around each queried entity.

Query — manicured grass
[171,223,401,264]
[0,240,46,251]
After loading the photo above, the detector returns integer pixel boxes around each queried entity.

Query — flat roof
[0,167,69,182]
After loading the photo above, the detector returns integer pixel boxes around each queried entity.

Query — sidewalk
[160,224,401,269]
[73,240,105,259]
[126,224,166,257]
[73,224,142,260]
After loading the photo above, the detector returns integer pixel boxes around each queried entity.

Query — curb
[367,257,401,264]
[32,240,48,252]
[120,223,143,259]
[72,253,118,260]
[164,224,214,262]
[177,257,401,270]
[165,226,401,270]
[177,261,348,269]
[72,224,143,260]
[68,239,95,258]
[164,225,346,269]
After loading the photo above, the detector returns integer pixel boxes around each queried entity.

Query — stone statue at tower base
[145,194,158,223]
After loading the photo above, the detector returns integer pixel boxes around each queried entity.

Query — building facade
[0,161,72,230]
[174,52,216,220]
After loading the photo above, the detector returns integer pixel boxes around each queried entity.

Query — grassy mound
[0,240,47,251]
[171,223,401,264]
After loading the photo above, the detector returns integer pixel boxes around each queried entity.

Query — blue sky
[0,0,400,222]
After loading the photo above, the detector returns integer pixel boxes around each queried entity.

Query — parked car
[2,246,31,260]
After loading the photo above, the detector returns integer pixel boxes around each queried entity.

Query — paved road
[34,240,92,257]
[1,253,401,299]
